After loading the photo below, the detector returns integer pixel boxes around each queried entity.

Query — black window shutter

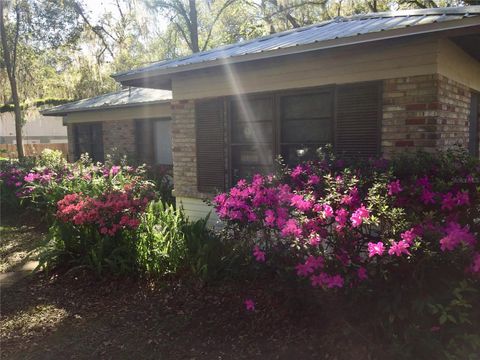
[196,99,225,193]
[469,92,479,158]
[335,82,381,158]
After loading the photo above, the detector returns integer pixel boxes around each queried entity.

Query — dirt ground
[0,217,372,360]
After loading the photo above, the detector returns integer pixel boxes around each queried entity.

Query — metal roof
[114,6,480,84]
[42,87,172,116]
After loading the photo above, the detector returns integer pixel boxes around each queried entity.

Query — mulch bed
[1,269,374,360]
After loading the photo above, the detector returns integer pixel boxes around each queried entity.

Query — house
[1,108,68,157]
[62,7,480,222]
[43,87,173,170]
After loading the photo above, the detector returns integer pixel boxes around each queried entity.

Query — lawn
[0,214,367,360]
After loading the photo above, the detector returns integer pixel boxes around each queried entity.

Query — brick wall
[436,75,470,150]
[382,74,440,156]
[171,100,198,198]
[382,74,473,156]
[102,120,136,158]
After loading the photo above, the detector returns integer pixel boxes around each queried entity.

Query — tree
[145,0,239,53]
[1,0,81,159]
[1,1,24,158]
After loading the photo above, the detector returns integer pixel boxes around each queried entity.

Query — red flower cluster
[56,191,149,236]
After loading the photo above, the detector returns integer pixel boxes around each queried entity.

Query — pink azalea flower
[308,175,320,185]
[322,204,334,219]
[421,189,436,205]
[296,263,313,277]
[244,299,255,311]
[291,194,313,212]
[400,228,417,244]
[440,222,476,251]
[335,208,348,230]
[309,235,321,246]
[471,253,480,273]
[357,267,368,280]
[368,242,385,257]
[351,206,369,228]
[326,274,344,288]
[264,209,276,227]
[310,273,329,287]
[441,192,456,211]
[455,191,470,206]
[305,255,324,270]
[281,219,302,238]
[253,245,266,262]
[387,180,402,196]
[388,240,411,256]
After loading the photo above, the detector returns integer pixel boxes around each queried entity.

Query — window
[279,91,334,166]
[135,118,173,165]
[73,123,104,162]
[153,119,173,165]
[230,96,274,183]
[227,83,380,185]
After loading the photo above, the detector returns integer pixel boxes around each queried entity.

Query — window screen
[153,119,173,165]
[230,96,274,183]
[73,123,104,162]
[280,91,334,166]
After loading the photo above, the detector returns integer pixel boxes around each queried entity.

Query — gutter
[41,99,171,117]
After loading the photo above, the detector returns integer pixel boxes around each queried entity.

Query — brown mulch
[0,215,372,360]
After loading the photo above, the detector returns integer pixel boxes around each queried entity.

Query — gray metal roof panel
[42,87,172,116]
[114,6,480,81]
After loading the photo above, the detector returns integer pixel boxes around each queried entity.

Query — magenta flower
[368,242,385,257]
[387,180,402,196]
[322,204,334,219]
[441,192,456,211]
[455,191,470,206]
[421,189,436,205]
[326,274,344,288]
[357,267,368,280]
[291,194,313,212]
[264,209,276,227]
[308,175,320,185]
[253,245,266,262]
[244,299,255,311]
[308,235,321,246]
[400,228,417,244]
[335,208,348,230]
[281,219,302,238]
[439,222,476,251]
[471,253,480,273]
[296,263,313,277]
[388,240,411,256]
[351,206,369,227]
[24,173,40,183]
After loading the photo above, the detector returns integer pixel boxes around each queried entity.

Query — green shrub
[136,201,187,276]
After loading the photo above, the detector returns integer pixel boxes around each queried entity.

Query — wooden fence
[0,143,68,159]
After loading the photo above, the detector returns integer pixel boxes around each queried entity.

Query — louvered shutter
[135,119,154,164]
[469,92,479,158]
[196,99,225,192]
[335,82,381,158]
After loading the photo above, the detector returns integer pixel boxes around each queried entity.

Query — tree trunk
[188,0,199,53]
[0,2,24,159]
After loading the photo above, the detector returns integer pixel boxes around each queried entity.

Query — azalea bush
[213,148,480,358]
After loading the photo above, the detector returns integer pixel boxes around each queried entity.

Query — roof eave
[41,99,171,117]
[114,16,480,85]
